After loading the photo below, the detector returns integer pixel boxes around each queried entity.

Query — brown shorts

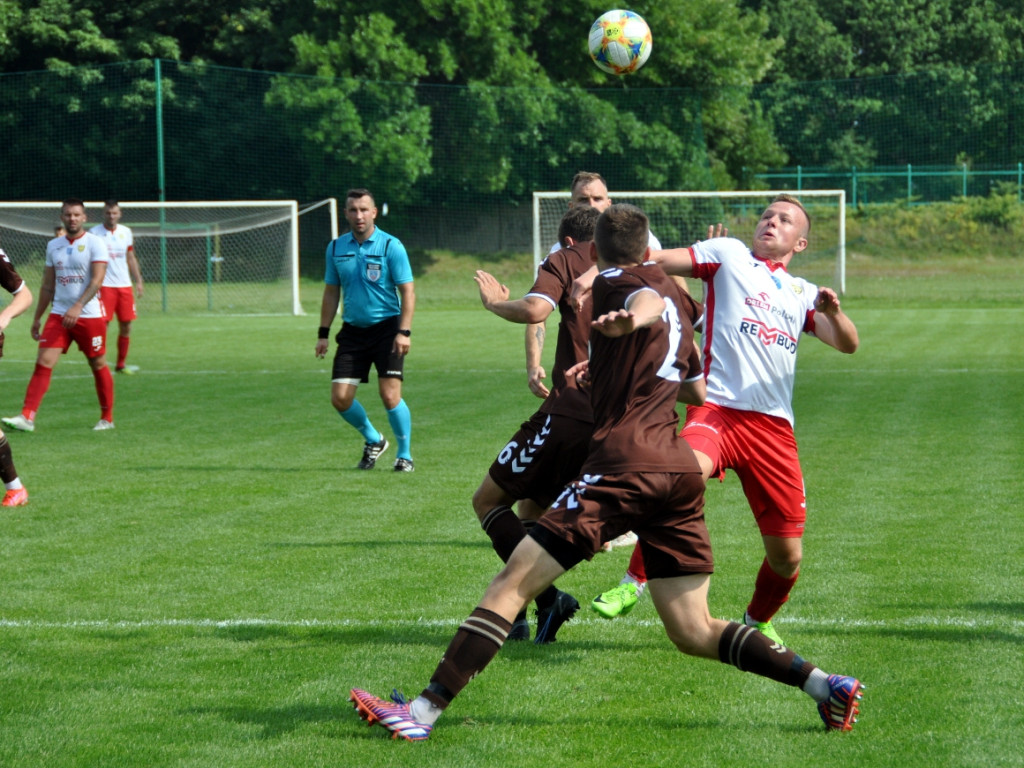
[534,471,712,579]
[487,410,592,509]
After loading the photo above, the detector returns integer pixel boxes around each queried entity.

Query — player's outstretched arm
[649,247,695,277]
[0,284,32,333]
[474,270,551,324]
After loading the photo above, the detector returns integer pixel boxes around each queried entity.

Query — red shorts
[101,286,137,323]
[38,314,108,358]
[681,403,806,538]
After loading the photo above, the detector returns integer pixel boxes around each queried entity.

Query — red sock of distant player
[93,365,114,422]
[746,558,799,623]
[625,542,647,583]
[117,336,130,369]
[22,364,53,421]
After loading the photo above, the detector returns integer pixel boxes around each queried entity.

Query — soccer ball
[588,10,652,75]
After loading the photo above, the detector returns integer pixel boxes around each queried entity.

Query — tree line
[2,0,1022,204]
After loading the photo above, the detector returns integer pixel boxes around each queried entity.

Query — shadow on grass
[266,539,489,549]
[191,698,820,740]
[186,701,350,739]
[209,623,670,661]
[965,601,1024,617]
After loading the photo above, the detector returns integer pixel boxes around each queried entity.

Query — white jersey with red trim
[90,223,134,287]
[45,232,109,317]
[689,237,819,425]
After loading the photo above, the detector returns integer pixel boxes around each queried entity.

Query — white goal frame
[533,189,847,293]
[0,200,303,315]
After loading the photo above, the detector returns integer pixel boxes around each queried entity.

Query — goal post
[533,189,847,293]
[0,200,307,315]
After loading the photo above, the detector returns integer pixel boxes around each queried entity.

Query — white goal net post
[0,199,340,315]
[533,189,847,294]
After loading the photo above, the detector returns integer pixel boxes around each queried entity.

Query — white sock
[622,575,645,596]
[802,668,831,702]
[410,696,443,726]
[5,479,23,491]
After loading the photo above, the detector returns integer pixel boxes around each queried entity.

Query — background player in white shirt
[2,198,115,432]
[91,199,143,374]
[593,194,859,646]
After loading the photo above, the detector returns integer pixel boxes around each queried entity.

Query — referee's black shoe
[357,437,389,469]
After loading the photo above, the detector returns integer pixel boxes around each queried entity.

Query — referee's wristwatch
[397,329,411,337]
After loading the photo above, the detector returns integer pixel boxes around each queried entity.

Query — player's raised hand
[814,287,842,316]
[570,265,598,314]
[592,308,638,338]
[474,270,510,310]
[704,223,728,240]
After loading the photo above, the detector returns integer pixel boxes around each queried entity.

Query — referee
[315,188,416,472]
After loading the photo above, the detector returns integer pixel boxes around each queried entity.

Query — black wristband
[318,326,330,339]
[397,329,411,337]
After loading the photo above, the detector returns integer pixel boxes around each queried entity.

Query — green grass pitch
[0,260,1021,767]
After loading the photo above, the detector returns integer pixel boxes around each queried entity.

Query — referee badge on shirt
[365,261,382,282]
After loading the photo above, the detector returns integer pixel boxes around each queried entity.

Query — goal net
[0,200,307,315]
[533,190,847,294]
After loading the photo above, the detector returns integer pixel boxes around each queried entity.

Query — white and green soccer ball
[588,10,653,75]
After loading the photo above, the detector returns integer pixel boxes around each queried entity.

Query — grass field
[0,251,1021,767]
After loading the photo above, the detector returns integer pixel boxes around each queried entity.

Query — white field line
[1,615,1021,631]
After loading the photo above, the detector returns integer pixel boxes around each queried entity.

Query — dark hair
[346,188,375,206]
[771,193,811,234]
[595,204,649,266]
[570,171,607,194]
[103,199,120,209]
[61,197,86,211]
[557,205,600,247]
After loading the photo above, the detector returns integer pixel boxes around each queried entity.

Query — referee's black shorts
[332,316,405,382]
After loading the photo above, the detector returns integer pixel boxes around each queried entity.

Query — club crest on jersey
[790,283,804,294]
[365,261,382,282]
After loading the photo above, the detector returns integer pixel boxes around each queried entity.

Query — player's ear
[563,236,576,247]
[793,236,808,253]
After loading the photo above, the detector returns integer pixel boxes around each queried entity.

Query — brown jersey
[0,248,26,359]
[527,242,594,423]
[583,261,702,475]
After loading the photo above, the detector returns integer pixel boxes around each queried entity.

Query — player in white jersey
[91,200,143,374]
[592,195,859,646]
[2,198,116,433]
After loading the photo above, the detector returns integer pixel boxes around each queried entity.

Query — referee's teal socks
[338,400,381,444]
[387,399,412,459]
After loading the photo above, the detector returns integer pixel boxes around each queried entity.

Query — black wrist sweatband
[318,326,330,339]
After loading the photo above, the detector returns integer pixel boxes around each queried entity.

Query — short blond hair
[771,193,811,234]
